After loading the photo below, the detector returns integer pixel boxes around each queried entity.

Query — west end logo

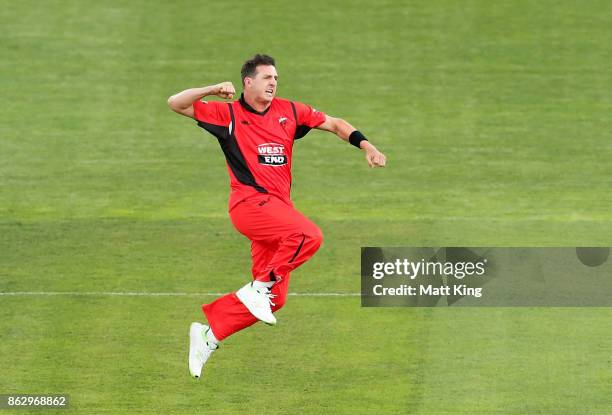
[257,143,287,166]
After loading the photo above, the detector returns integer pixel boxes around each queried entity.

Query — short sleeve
[193,100,231,126]
[293,101,326,128]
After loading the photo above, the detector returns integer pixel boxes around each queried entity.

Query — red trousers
[202,194,323,340]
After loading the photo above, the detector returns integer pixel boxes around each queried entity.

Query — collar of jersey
[239,93,272,116]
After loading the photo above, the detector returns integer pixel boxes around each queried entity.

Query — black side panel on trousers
[289,233,306,263]
[196,104,267,193]
[290,102,313,140]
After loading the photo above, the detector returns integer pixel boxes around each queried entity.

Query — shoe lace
[257,288,277,307]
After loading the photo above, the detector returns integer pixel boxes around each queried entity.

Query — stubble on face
[249,65,278,104]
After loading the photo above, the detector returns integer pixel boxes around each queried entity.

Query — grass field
[1,1,611,413]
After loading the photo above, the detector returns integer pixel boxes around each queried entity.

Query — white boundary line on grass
[0,291,360,297]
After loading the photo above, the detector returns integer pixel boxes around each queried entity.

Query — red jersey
[193,94,326,210]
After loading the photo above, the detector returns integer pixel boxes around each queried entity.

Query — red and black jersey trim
[290,102,314,140]
[239,93,271,116]
[196,103,267,194]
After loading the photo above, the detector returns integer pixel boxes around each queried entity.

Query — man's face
[245,65,278,103]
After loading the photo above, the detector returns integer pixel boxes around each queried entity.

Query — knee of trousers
[281,226,323,252]
[306,225,324,251]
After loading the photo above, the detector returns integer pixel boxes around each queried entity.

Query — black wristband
[349,130,368,148]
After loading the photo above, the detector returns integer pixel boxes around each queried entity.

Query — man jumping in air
[167,54,386,379]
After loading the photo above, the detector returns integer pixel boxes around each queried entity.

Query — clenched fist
[213,82,235,99]
[363,142,387,168]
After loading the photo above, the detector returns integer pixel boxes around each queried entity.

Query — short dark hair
[241,54,276,85]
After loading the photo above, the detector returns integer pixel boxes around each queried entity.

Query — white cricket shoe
[236,282,277,325]
[188,322,218,379]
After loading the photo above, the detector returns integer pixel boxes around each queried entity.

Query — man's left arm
[316,115,387,168]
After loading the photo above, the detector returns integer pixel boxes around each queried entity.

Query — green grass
[1,0,611,413]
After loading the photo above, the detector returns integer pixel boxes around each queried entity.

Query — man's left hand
[363,142,387,168]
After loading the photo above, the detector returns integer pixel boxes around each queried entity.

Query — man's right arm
[167,82,235,119]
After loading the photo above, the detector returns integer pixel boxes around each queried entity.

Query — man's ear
[244,77,252,88]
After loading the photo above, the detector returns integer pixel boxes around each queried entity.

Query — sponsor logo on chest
[257,143,287,166]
